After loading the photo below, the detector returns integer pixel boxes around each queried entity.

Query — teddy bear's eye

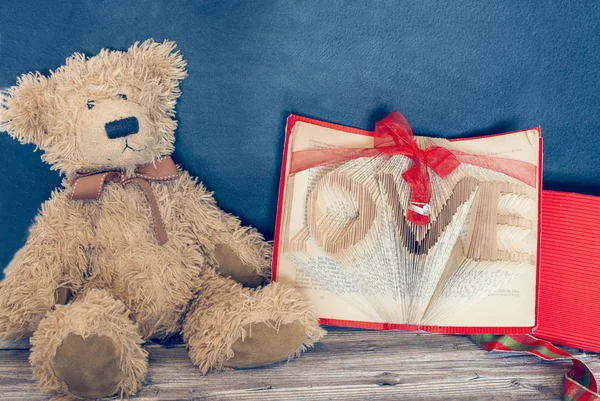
[86,100,95,110]
[117,93,128,100]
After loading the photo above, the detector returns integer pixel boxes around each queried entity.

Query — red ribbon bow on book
[290,111,537,225]
[69,156,179,245]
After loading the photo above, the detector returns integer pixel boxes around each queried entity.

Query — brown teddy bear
[0,39,324,400]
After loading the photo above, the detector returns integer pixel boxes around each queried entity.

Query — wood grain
[1,327,598,400]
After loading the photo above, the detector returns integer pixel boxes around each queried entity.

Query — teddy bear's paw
[213,244,267,288]
[51,333,123,399]
[224,320,306,369]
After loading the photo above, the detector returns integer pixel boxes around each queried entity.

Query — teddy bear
[0,39,325,400]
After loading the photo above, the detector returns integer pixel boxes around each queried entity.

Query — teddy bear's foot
[213,243,267,287]
[30,289,148,399]
[183,275,325,373]
[52,333,122,398]
[224,320,306,368]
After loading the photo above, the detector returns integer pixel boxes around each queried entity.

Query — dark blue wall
[1,0,599,276]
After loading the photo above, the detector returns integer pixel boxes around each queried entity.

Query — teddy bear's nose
[105,117,139,139]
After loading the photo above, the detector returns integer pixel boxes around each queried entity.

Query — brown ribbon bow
[69,156,179,245]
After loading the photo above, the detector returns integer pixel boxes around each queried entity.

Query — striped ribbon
[471,334,599,401]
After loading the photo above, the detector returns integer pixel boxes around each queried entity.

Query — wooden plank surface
[1,327,598,400]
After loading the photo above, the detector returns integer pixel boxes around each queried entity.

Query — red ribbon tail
[472,334,599,401]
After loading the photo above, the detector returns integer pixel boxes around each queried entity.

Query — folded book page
[276,119,540,328]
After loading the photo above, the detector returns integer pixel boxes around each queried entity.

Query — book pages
[276,120,539,327]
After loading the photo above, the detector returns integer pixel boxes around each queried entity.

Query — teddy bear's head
[0,39,186,176]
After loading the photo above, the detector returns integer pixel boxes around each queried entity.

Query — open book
[273,113,542,334]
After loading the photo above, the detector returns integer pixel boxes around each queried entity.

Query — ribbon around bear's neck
[68,156,179,245]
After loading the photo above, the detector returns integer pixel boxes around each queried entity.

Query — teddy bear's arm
[0,190,90,340]
[173,171,272,285]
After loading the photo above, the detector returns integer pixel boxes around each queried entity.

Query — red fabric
[289,111,537,225]
[473,334,600,400]
[291,111,460,225]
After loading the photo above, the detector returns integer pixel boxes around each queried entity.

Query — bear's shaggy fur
[0,39,324,400]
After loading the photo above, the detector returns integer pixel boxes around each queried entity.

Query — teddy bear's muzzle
[105,116,139,139]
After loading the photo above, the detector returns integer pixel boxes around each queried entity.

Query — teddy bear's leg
[30,289,147,399]
[182,272,325,373]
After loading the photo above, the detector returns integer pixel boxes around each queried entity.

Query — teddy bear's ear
[127,39,187,115]
[0,72,51,146]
